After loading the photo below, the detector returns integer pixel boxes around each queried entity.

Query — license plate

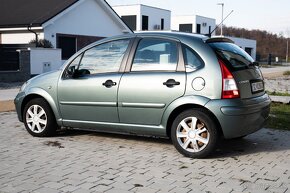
[251,81,264,93]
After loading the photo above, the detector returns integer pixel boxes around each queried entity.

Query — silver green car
[14,32,271,158]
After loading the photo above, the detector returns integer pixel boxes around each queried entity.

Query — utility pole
[217,3,224,36]
[286,39,289,63]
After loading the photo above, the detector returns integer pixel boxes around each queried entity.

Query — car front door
[118,37,186,125]
[58,38,131,125]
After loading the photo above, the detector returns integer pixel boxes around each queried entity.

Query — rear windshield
[208,42,254,70]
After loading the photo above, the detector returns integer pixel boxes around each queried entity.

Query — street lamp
[217,3,224,36]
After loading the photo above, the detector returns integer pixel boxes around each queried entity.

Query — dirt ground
[0,100,15,112]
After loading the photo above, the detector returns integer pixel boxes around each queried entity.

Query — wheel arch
[162,96,224,138]
[21,88,61,125]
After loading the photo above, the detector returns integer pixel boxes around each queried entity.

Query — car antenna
[207,10,234,37]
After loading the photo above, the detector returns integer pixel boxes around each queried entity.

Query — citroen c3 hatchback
[14,32,270,158]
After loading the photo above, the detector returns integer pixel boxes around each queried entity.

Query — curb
[269,95,290,104]
[0,100,15,112]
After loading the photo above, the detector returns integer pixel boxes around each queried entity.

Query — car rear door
[118,37,186,125]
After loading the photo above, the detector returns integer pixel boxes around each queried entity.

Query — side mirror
[67,66,76,76]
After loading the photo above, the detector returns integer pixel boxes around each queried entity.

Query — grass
[266,91,290,97]
[283,70,290,75]
[266,103,290,130]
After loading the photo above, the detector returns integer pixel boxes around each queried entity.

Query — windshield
[209,42,254,70]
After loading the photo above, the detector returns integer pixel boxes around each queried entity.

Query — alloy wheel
[26,105,47,133]
[176,116,210,153]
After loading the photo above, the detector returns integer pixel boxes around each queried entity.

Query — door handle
[102,80,117,88]
[163,79,180,88]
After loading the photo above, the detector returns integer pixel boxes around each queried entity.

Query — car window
[208,42,254,70]
[78,39,130,74]
[182,44,204,71]
[131,38,178,71]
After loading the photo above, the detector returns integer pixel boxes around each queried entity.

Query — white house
[0,0,132,61]
[172,15,216,36]
[112,4,171,31]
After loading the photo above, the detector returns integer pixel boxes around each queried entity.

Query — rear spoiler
[205,37,234,44]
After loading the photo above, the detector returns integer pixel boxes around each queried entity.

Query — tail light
[219,59,240,99]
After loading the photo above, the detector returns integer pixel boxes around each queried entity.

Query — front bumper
[14,91,26,122]
[205,93,271,139]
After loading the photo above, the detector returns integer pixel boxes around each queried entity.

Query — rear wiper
[249,62,259,67]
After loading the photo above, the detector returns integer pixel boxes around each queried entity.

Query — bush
[29,39,53,48]
[283,71,290,76]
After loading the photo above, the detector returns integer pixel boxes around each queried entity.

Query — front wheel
[23,98,58,137]
[171,109,219,158]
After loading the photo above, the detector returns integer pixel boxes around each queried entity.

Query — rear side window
[209,42,254,70]
[131,38,178,71]
[182,44,204,71]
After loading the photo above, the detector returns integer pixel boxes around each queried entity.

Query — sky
[106,0,290,37]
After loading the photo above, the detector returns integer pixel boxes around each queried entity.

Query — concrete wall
[140,5,171,31]
[43,0,127,48]
[196,15,216,35]
[171,15,197,32]
[0,50,30,82]
[29,48,62,75]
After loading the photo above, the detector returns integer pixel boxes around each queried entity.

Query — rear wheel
[23,98,58,137]
[171,109,219,158]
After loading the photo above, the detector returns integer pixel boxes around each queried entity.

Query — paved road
[0,89,19,101]
[0,112,289,193]
[261,66,290,78]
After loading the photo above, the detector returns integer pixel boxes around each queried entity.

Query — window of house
[196,24,201,34]
[179,24,192,33]
[142,15,149,30]
[57,36,76,60]
[121,15,137,31]
[161,18,164,30]
[131,38,178,71]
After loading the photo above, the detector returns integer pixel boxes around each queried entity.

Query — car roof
[135,31,208,41]
[133,31,233,44]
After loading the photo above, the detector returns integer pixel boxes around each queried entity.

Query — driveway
[0,112,289,193]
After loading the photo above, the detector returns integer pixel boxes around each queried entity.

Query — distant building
[171,15,216,36]
[171,15,256,60]
[112,4,171,31]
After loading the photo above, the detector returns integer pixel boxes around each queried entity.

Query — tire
[23,98,58,137]
[171,109,219,158]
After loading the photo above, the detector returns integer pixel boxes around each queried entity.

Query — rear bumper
[205,93,271,139]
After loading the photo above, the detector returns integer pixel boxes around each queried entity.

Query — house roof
[0,0,132,32]
[0,0,79,28]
